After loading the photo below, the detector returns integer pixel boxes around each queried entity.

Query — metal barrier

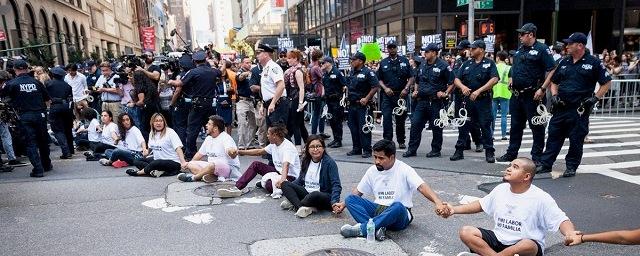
[593,78,640,116]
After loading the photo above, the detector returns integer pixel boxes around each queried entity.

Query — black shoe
[362,152,372,158]
[0,165,14,172]
[375,227,387,241]
[535,165,552,174]
[30,172,44,178]
[485,152,495,163]
[60,154,73,159]
[320,133,331,139]
[255,181,263,188]
[475,145,484,152]
[562,169,577,177]
[329,141,342,148]
[426,151,441,158]
[398,143,406,149]
[402,151,416,157]
[496,154,516,162]
[7,160,28,167]
[450,150,464,161]
[464,144,472,150]
[327,140,337,147]
[125,169,138,176]
[347,150,362,156]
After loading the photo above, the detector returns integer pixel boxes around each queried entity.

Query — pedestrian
[75,107,100,151]
[95,61,124,123]
[46,66,75,159]
[377,41,412,149]
[346,52,379,158]
[450,40,499,163]
[0,70,25,170]
[235,57,263,149]
[136,51,161,85]
[0,60,52,177]
[404,43,454,158]
[536,32,612,177]
[320,56,347,148]
[492,51,512,141]
[333,139,448,240]
[308,49,329,138]
[284,49,309,154]
[256,44,289,127]
[496,23,556,164]
[217,60,237,134]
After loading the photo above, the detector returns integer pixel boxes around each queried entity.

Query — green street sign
[474,0,493,9]
[457,0,469,7]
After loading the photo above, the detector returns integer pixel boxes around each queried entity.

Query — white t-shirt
[64,73,88,102]
[148,128,183,163]
[99,122,119,146]
[480,183,569,250]
[264,139,300,178]
[304,160,322,192]
[197,131,241,175]
[117,126,145,152]
[356,160,424,208]
[96,73,122,101]
[87,119,100,142]
[260,59,286,102]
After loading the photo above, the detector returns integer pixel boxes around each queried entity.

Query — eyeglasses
[308,145,324,150]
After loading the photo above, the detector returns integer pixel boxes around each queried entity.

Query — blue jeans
[0,121,17,160]
[310,100,326,134]
[18,112,51,174]
[106,148,143,165]
[492,98,509,138]
[345,195,411,235]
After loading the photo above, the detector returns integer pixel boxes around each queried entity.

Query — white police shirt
[260,60,286,102]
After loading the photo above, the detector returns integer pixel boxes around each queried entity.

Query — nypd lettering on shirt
[582,64,593,70]
[329,74,336,79]
[20,84,37,93]
[432,67,441,73]
[482,63,491,69]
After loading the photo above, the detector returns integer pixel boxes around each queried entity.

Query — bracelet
[580,234,584,243]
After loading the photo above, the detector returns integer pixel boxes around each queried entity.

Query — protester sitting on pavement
[99,113,147,167]
[440,157,578,256]
[333,139,448,241]
[85,110,118,160]
[126,113,186,177]
[566,228,640,246]
[216,125,301,198]
[75,107,100,151]
[279,135,342,218]
[178,115,241,183]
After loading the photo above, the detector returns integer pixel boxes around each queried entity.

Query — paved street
[1,116,639,255]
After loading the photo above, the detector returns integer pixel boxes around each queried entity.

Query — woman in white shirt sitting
[85,110,118,160]
[99,113,147,167]
[125,113,186,177]
[280,135,342,218]
[75,107,100,151]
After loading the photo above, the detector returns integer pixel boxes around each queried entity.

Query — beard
[145,58,153,65]
[376,164,384,171]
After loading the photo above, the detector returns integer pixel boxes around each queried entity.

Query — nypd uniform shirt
[551,53,611,105]
[180,64,221,98]
[417,58,454,98]
[261,59,287,102]
[510,41,556,89]
[456,58,499,91]
[322,66,347,97]
[1,73,50,112]
[348,66,379,102]
[45,79,73,106]
[377,56,411,91]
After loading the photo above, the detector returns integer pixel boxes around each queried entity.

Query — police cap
[456,39,471,50]
[350,52,366,62]
[421,43,440,52]
[562,32,587,45]
[469,40,486,49]
[516,23,537,34]
[386,40,398,48]
[256,43,276,53]
[192,50,206,61]
[50,66,67,77]
[13,59,29,70]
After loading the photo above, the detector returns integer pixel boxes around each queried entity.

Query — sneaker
[149,170,165,178]
[496,154,516,162]
[562,169,577,177]
[375,227,387,241]
[450,150,464,161]
[83,152,93,157]
[201,173,216,183]
[177,173,193,182]
[125,169,138,176]
[112,160,129,168]
[280,199,294,210]
[99,159,112,166]
[295,206,316,218]
[8,160,28,167]
[340,223,363,238]
[0,165,14,172]
[475,145,484,152]
[217,187,242,198]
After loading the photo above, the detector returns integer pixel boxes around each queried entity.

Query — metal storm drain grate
[192,183,247,198]
[304,248,375,256]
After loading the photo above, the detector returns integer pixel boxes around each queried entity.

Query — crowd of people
[0,22,638,255]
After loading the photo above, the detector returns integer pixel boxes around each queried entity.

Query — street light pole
[468,0,474,41]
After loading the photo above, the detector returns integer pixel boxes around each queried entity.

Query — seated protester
[217,125,301,198]
[178,115,241,183]
[75,107,100,151]
[85,110,118,160]
[441,157,577,256]
[125,113,186,177]
[99,113,147,167]
[333,139,447,241]
[280,135,342,218]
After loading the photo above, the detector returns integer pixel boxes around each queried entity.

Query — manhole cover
[192,183,249,198]
[305,248,375,256]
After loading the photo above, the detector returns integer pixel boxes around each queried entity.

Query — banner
[272,0,284,9]
[277,37,294,51]
[445,31,457,49]
[376,36,397,53]
[141,26,155,52]
[0,30,5,41]
[484,35,496,53]
[421,34,442,48]
[337,34,349,70]
[406,33,415,53]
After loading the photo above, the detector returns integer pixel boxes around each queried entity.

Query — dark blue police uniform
[171,54,195,143]
[215,76,233,126]
[346,62,379,157]
[538,52,611,176]
[46,68,75,158]
[322,63,348,146]
[406,56,453,157]
[377,54,411,146]
[1,68,52,177]
[501,40,556,163]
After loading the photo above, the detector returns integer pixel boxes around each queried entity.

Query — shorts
[474,228,543,256]
[189,159,232,178]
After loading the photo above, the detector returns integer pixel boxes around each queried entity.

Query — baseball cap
[49,66,67,77]
[562,32,587,45]
[516,23,537,34]
[386,40,398,48]
[192,50,206,61]
[455,39,471,50]
[350,52,366,62]
[321,56,334,64]
[469,40,486,49]
[13,59,29,70]
[421,43,440,52]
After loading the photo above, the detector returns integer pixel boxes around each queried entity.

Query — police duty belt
[510,86,538,97]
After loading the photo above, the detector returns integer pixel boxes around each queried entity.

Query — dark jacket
[293,154,342,204]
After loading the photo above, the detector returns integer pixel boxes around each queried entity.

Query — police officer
[47,67,75,159]
[454,40,483,152]
[496,23,556,164]
[377,41,412,149]
[169,53,194,143]
[536,32,611,177]
[256,43,289,127]
[1,60,52,177]
[169,50,221,159]
[450,40,499,163]
[320,56,348,148]
[403,43,454,158]
[346,52,379,158]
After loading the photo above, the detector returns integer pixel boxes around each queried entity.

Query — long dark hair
[301,135,326,173]
[117,112,134,142]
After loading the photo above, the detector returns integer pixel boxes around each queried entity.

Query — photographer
[135,51,161,86]
[95,62,124,122]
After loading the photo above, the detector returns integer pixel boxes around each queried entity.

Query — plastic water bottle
[366,218,375,243]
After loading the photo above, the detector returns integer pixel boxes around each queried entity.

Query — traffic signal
[479,20,495,36]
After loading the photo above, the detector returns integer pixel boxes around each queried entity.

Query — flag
[586,30,593,54]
